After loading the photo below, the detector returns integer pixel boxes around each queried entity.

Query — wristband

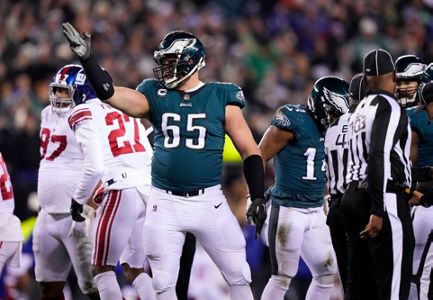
[80,54,114,101]
[243,154,265,200]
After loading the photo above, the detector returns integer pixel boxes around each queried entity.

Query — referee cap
[416,81,433,112]
[363,49,395,76]
[349,73,367,101]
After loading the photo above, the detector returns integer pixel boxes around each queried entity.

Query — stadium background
[1,0,433,299]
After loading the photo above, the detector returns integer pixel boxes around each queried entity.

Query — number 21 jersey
[68,99,153,204]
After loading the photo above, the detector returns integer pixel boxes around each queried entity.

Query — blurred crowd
[1,0,433,299]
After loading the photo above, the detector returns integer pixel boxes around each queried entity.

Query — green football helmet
[153,31,206,89]
[307,76,350,128]
[395,55,426,108]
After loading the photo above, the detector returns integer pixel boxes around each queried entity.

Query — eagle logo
[323,87,349,114]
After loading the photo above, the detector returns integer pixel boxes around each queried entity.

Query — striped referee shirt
[325,112,352,196]
[347,90,412,215]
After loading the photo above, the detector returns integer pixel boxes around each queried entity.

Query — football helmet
[395,55,426,108]
[349,73,367,105]
[153,30,205,89]
[49,64,97,115]
[307,76,350,128]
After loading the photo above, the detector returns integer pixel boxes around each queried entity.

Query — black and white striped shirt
[347,90,412,215]
[325,113,351,196]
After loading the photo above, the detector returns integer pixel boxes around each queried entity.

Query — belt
[386,180,411,195]
[347,181,368,192]
[105,172,128,186]
[347,180,411,195]
[166,189,205,197]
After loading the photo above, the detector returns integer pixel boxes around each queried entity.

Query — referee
[341,49,414,300]
[324,72,366,293]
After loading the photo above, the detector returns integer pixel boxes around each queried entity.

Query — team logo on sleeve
[274,110,291,127]
[236,90,246,105]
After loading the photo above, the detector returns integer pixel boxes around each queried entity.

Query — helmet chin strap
[166,59,204,89]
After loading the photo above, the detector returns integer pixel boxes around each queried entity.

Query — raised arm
[62,22,149,118]
[110,87,150,118]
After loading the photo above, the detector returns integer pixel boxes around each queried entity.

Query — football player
[62,23,265,300]
[259,76,349,299]
[395,55,433,300]
[0,152,23,275]
[34,66,99,300]
[64,65,155,300]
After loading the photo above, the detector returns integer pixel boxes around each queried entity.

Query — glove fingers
[62,23,75,39]
[63,22,80,36]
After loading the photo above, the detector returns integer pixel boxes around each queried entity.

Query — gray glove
[62,22,91,59]
[246,197,267,239]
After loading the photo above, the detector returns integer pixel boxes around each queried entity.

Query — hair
[365,72,396,93]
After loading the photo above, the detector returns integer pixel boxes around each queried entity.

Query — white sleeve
[73,120,104,204]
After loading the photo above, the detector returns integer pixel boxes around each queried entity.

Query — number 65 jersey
[68,99,153,204]
[137,79,245,192]
[269,104,325,209]
[38,106,84,213]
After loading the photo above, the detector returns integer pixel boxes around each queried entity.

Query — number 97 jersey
[270,104,325,209]
[137,79,246,192]
[39,106,84,213]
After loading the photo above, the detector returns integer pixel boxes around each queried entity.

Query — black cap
[363,49,395,76]
[416,81,433,112]
[349,73,367,101]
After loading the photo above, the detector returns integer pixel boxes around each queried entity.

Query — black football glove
[70,199,85,222]
[62,22,91,59]
[246,197,267,239]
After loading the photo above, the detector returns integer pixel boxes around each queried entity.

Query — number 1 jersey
[270,104,325,208]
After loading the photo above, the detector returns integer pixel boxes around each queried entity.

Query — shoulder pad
[271,104,308,130]
[68,107,93,130]
[136,78,162,93]
[212,82,246,108]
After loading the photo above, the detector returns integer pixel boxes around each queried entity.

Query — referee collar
[365,89,396,99]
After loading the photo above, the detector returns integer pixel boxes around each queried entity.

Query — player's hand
[68,204,95,238]
[62,22,91,59]
[70,198,85,222]
[92,185,105,205]
[246,197,267,239]
[409,190,424,206]
[360,214,383,239]
[68,220,88,238]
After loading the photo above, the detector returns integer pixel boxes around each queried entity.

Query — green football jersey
[270,104,325,208]
[136,79,246,191]
[406,106,433,167]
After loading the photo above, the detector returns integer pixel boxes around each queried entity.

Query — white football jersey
[0,151,23,241]
[68,99,153,204]
[0,151,15,216]
[324,113,351,195]
[38,106,84,213]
